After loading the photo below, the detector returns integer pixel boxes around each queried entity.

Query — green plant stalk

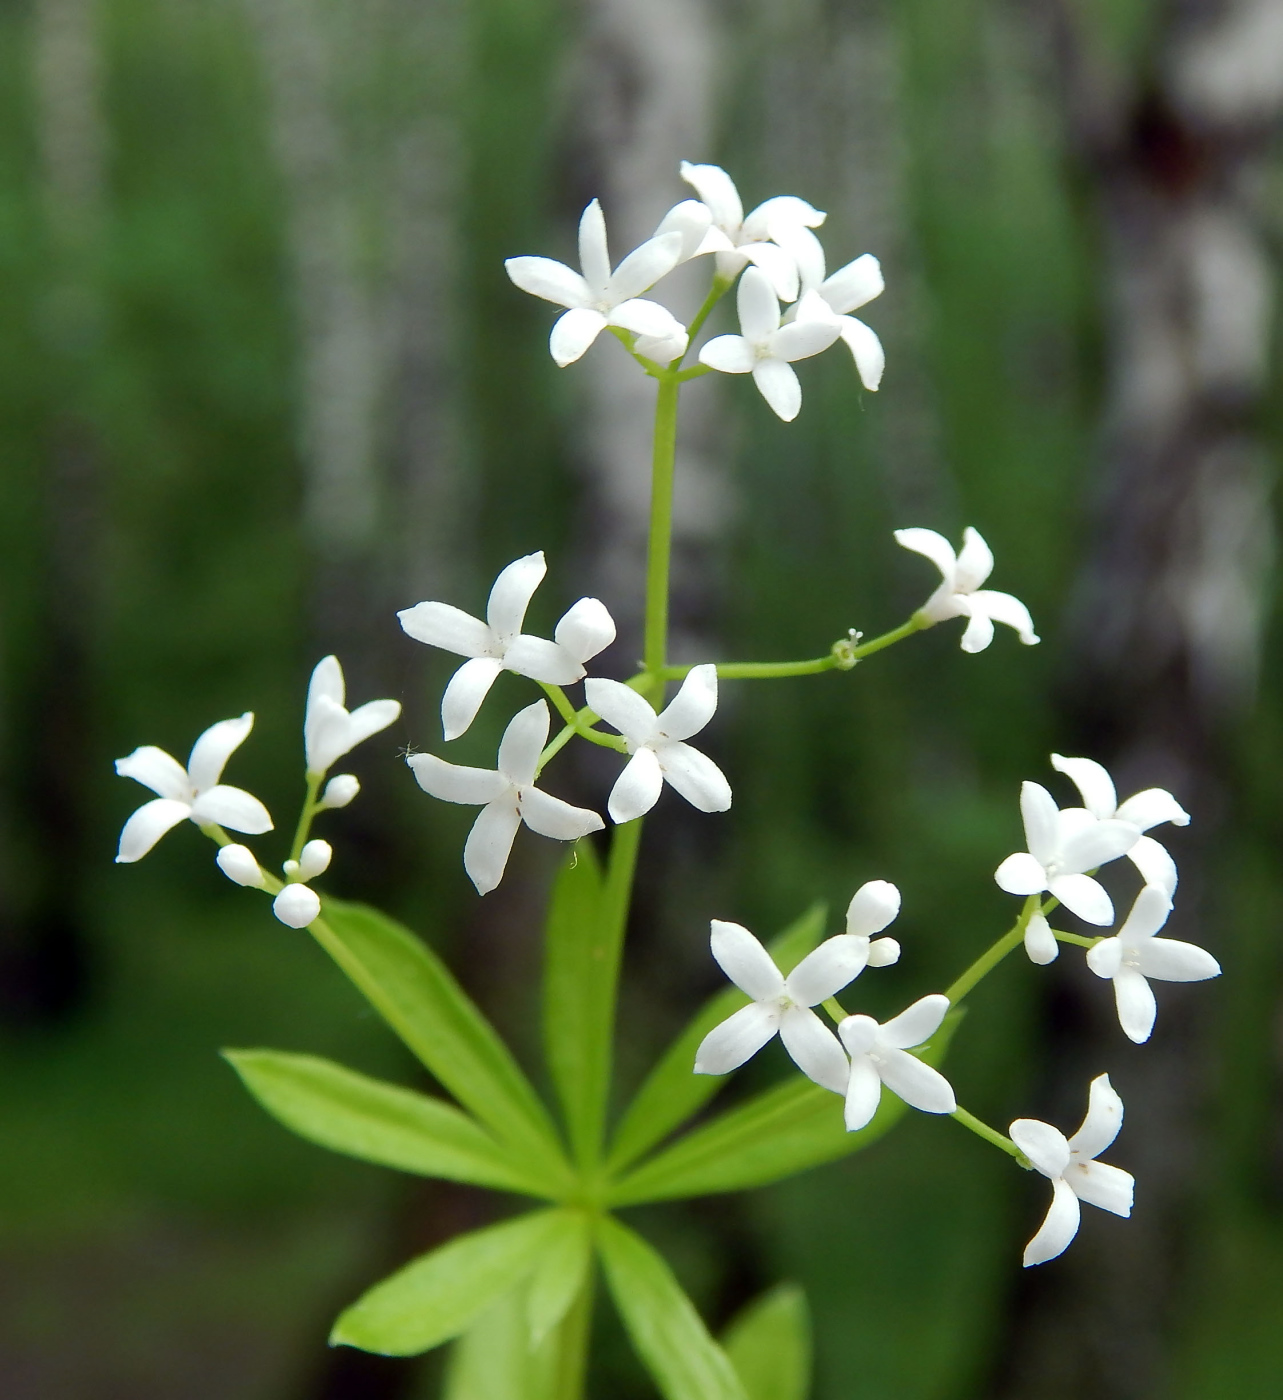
[951,1106,1028,1165]
[290,771,323,862]
[550,1268,596,1400]
[944,895,1041,1005]
[642,374,681,694]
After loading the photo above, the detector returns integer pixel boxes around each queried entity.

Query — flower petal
[554,597,616,663]
[1117,883,1172,943]
[893,527,957,584]
[785,933,869,1005]
[550,307,607,366]
[1070,1160,1133,1217]
[736,265,780,343]
[837,317,884,390]
[1086,935,1123,977]
[190,785,273,834]
[1115,787,1190,830]
[1060,817,1139,875]
[769,223,826,295]
[1113,967,1157,1043]
[654,199,713,262]
[1018,781,1061,865]
[1049,873,1115,926]
[1127,835,1178,895]
[396,601,493,657]
[307,654,345,711]
[463,800,523,895]
[114,745,191,801]
[837,1014,878,1057]
[740,242,800,302]
[1050,754,1117,819]
[497,700,550,787]
[751,358,802,421]
[274,883,321,928]
[504,255,591,309]
[577,199,612,294]
[608,233,683,302]
[1068,1073,1123,1160]
[779,1005,849,1094]
[709,919,785,1000]
[693,1001,781,1075]
[743,194,826,236]
[877,1047,957,1114]
[656,741,732,813]
[879,993,951,1050]
[1022,1176,1081,1267]
[656,663,717,741]
[953,527,994,593]
[771,316,841,363]
[607,748,664,823]
[1010,1119,1071,1179]
[504,635,584,685]
[608,298,685,339]
[843,1054,883,1131]
[340,699,402,756]
[845,880,901,937]
[822,253,883,313]
[518,785,604,841]
[698,335,755,374]
[959,609,995,653]
[187,713,254,793]
[1137,936,1220,982]
[679,161,743,232]
[995,852,1049,896]
[305,695,353,775]
[970,590,1039,646]
[867,937,900,967]
[441,657,505,741]
[487,552,547,641]
[116,798,192,862]
[1024,912,1059,964]
[583,677,658,746]
[407,753,509,806]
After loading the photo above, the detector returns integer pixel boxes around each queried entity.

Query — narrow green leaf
[597,1215,748,1400]
[444,1284,558,1400]
[541,844,613,1164]
[525,1209,593,1345]
[223,1049,559,1199]
[722,1284,811,1400]
[608,1012,962,1204]
[311,899,569,1186]
[607,904,827,1173]
[331,1208,569,1356]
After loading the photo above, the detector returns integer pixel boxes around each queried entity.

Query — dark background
[1,0,1281,1395]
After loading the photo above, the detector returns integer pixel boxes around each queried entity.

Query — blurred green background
[2,0,1281,1395]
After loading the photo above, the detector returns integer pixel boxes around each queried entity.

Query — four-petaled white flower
[407,700,603,895]
[895,527,1039,653]
[1051,754,1189,896]
[505,200,687,367]
[305,655,401,777]
[680,161,825,301]
[995,781,1139,925]
[398,552,616,740]
[1085,885,1220,1043]
[838,994,957,1131]
[584,664,731,823]
[788,249,886,391]
[698,267,841,422]
[115,714,273,863]
[1010,1074,1133,1267]
[694,920,867,1093]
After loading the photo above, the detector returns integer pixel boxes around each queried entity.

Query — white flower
[698,268,840,422]
[304,655,401,777]
[1085,886,1220,1043]
[994,781,1139,925]
[216,843,266,888]
[694,920,864,1093]
[679,161,825,301]
[1010,1074,1133,1267]
[787,249,886,391]
[505,200,687,367]
[319,774,360,809]
[284,838,332,883]
[894,527,1039,652]
[844,879,904,970]
[584,664,731,823]
[1051,754,1190,896]
[398,552,616,740]
[838,995,957,1131]
[115,714,273,863]
[1023,911,1059,965]
[274,884,321,929]
[406,700,603,895]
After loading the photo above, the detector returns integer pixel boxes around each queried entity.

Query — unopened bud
[867,937,900,968]
[298,839,333,881]
[273,883,321,929]
[216,844,265,888]
[320,774,359,809]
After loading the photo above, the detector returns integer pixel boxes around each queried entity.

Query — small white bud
[298,839,332,881]
[846,880,901,938]
[216,844,265,888]
[282,859,301,879]
[867,936,900,968]
[320,774,360,809]
[274,883,321,928]
[1024,913,1059,966]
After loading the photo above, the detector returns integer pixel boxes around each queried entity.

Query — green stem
[290,771,323,862]
[951,1107,1029,1166]
[823,996,848,1025]
[943,895,1040,1005]
[681,276,732,354]
[551,1266,595,1400]
[1055,930,1100,949]
[643,375,680,695]
[851,617,924,659]
[538,686,628,756]
[664,656,840,681]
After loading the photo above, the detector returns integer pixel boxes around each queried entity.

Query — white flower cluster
[505,161,886,421]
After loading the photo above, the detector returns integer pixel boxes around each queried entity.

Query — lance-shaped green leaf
[332,1207,570,1356]
[608,1011,962,1204]
[526,1208,593,1345]
[607,905,827,1173]
[597,1215,748,1400]
[223,1050,561,1199]
[541,844,613,1164]
[722,1283,811,1400]
[311,900,569,1185]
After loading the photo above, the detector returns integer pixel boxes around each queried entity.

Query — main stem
[643,375,680,693]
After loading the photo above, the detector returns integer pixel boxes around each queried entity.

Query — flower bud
[846,880,901,938]
[216,844,265,888]
[274,883,321,929]
[320,774,359,809]
[282,859,300,879]
[867,937,900,968]
[1023,913,1059,966]
[298,839,333,881]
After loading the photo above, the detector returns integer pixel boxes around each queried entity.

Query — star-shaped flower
[894,527,1039,652]
[505,200,687,366]
[1051,754,1189,896]
[1085,885,1220,1043]
[115,714,273,863]
[838,994,957,1131]
[787,249,886,391]
[694,920,868,1093]
[698,268,840,422]
[1010,1074,1133,1267]
[304,655,401,777]
[679,161,825,301]
[406,700,603,895]
[584,664,731,823]
[994,781,1139,925]
[398,552,616,740]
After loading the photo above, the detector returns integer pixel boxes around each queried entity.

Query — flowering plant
[114,161,1219,1398]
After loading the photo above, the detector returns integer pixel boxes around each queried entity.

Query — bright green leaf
[526,1208,593,1345]
[443,1285,558,1400]
[223,1049,560,1198]
[312,899,569,1186]
[596,1215,748,1400]
[608,1011,962,1204]
[607,905,827,1173]
[331,1207,570,1356]
[722,1283,811,1400]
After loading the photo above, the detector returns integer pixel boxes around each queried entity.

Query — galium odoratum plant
[113,160,1221,1399]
